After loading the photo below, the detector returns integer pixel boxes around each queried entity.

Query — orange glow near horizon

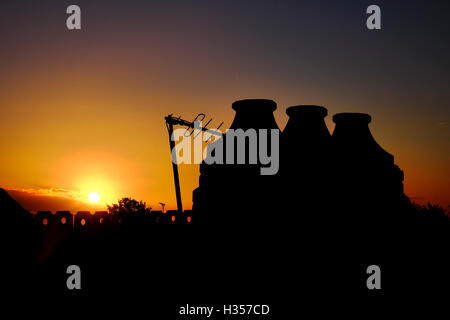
[0,3,448,211]
[0,105,449,211]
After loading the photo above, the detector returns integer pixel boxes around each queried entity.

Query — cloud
[4,187,102,213]
[12,187,81,201]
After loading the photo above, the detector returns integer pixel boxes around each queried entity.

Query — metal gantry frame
[164,114,223,212]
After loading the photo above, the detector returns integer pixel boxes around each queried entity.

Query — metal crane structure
[164,114,223,212]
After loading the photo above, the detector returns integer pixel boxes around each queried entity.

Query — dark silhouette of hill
[0,188,37,243]
[0,188,38,291]
[0,188,29,214]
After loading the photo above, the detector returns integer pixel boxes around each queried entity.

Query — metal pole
[167,122,183,213]
[165,114,222,213]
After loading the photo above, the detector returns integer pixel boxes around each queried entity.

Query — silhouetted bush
[107,197,151,223]
[413,202,448,219]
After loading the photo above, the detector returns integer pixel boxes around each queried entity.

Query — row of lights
[40,214,192,226]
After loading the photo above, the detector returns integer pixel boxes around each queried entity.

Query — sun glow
[76,175,119,206]
[88,191,101,203]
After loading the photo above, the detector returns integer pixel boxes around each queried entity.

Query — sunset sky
[0,0,449,212]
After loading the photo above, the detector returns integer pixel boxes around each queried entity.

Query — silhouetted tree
[107,198,151,222]
[413,202,448,219]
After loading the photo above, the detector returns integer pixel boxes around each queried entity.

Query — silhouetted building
[92,211,108,230]
[150,210,163,223]
[36,210,54,228]
[74,211,91,230]
[165,210,178,224]
[193,100,412,236]
[331,113,410,231]
[183,209,194,224]
[193,99,280,228]
[55,210,73,230]
[280,105,332,225]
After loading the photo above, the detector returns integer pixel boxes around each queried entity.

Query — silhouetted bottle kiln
[192,101,411,231]
[281,105,332,219]
[331,113,409,225]
[193,99,279,226]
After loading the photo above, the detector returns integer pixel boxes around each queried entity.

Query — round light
[88,192,101,203]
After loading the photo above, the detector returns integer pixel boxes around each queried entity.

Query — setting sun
[88,192,101,203]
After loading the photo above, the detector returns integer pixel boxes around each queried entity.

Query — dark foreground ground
[3,205,449,317]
